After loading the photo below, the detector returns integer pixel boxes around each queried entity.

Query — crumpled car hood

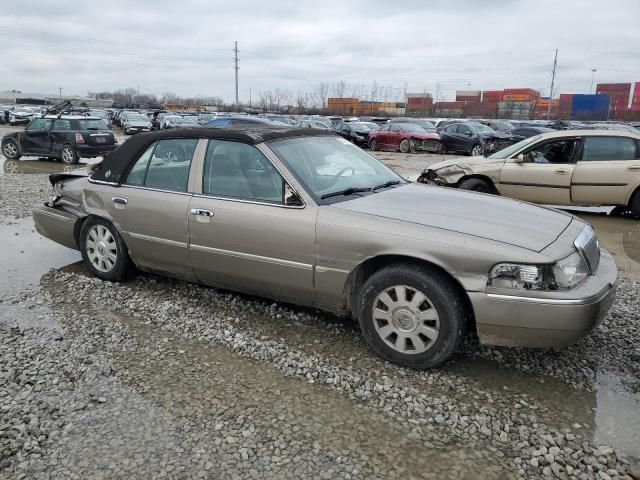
[333,183,572,252]
[428,155,501,171]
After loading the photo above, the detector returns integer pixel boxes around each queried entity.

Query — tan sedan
[420,130,640,214]
[34,127,617,368]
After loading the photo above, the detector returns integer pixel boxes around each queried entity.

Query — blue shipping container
[571,94,610,120]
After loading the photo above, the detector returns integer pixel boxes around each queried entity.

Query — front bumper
[412,139,441,153]
[33,205,80,251]
[76,144,117,158]
[470,249,618,348]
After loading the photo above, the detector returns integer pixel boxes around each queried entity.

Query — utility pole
[590,69,597,93]
[233,41,239,106]
[547,49,558,120]
[137,84,140,97]
[58,87,62,99]
[249,88,252,109]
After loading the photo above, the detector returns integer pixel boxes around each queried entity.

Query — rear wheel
[470,144,484,156]
[358,264,466,369]
[399,139,411,153]
[79,217,135,281]
[60,144,78,165]
[630,191,640,216]
[2,140,21,160]
[459,177,493,194]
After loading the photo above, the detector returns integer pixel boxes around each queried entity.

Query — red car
[368,123,441,153]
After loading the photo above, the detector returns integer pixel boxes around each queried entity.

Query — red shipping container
[435,101,466,109]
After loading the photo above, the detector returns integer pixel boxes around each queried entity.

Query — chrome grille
[574,226,600,274]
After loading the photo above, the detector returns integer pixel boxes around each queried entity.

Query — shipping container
[596,83,631,92]
[571,94,610,120]
[435,101,466,109]
[455,90,481,102]
[482,90,503,101]
[633,82,640,99]
[503,88,540,98]
[434,108,464,118]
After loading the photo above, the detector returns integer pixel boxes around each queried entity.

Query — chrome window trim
[120,184,194,197]
[88,177,119,186]
[191,193,304,209]
[190,244,312,270]
[129,232,188,249]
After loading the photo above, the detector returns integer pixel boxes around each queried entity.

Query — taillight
[75,132,85,144]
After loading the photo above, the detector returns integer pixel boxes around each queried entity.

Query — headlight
[489,251,589,291]
[552,251,589,289]
[489,263,550,290]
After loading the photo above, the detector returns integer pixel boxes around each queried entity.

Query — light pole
[58,87,62,99]
[590,69,597,94]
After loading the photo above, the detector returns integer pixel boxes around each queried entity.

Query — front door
[572,136,640,206]
[499,137,580,205]
[21,118,52,154]
[105,138,199,279]
[188,139,316,303]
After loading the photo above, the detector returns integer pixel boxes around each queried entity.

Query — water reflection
[2,158,91,175]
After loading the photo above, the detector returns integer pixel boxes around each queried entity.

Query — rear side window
[580,137,639,161]
[203,140,284,203]
[125,139,197,191]
[53,119,72,130]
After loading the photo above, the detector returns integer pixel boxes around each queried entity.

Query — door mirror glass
[284,183,304,207]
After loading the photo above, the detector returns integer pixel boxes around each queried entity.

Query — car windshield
[350,122,376,132]
[469,123,496,134]
[494,121,514,131]
[397,124,426,132]
[269,136,404,203]
[128,114,148,121]
[487,135,542,159]
[78,119,109,130]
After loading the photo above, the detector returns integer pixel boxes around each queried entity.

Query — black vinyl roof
[90,126,335,184]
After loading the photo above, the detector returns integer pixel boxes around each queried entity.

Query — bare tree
[332,81,348,98]
[313,82,330,111]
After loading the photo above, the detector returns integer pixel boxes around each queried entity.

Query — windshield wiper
[320,187,372,200]
[372,180,402,191]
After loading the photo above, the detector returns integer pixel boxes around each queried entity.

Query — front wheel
[399,139,411,153]
[470,144,484,156]
[629,191,640,216]
[358,264,466,369]
[79,217,135,281]
[2,140,21,160]
[60,145,78,164]
[459,177,493,194]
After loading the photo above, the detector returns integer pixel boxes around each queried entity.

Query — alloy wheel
[3,142,18,158]
[471,145,483,156]
[61,147,75,164]
[372,285,440,355]
[86,225,118,273]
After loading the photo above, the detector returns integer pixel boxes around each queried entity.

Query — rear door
[50,119,73,155]
[440,124,460,151]
[20,118,52,154]
[571,136,640,206]
[105,138,200,279]
[187,139,316,303]
[499,137,580,205]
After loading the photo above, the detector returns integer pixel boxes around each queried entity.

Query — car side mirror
[284,183,303,207]
[514,153,525,163]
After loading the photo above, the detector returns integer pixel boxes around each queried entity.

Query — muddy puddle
[0,156,96,175]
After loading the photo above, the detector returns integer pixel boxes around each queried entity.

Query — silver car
[33,127,617,368]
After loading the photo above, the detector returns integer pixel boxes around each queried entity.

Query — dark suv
[1,116,117,164]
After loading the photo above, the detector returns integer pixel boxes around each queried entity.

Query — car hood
[405,132,440,140]
[479,132,513,140]
[332,183,572,252]
[427,155,500,171]
[126,120,151,127]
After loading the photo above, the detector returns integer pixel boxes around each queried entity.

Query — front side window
[53,119,71,130]
[458,125,471,135]
[125,138,197,191]
[26,118,52,131]
[203,140,284,204]
[580,137,639,161]
[444,125,457,133]
[523,139,579,164]
[270,136,404,203]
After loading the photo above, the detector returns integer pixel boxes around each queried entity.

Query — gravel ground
[1,147,640,478]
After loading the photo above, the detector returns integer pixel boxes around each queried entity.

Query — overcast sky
[2,0,639,102]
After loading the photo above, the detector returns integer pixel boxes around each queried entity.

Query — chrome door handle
[554,168,570,175]
[112,197,128,205]
[190,208,214,217]
[628,165,640,170]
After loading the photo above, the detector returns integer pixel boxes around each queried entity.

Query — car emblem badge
[105,170,111,178]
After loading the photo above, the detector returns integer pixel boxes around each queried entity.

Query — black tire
[60,144,78,165]
[79,217,135,281]
[469,144,484,156]
[357,263,466,369]
[2,140,21,160]
[459,177,493,194]
[630,191,640,216]
[370,139,379,151]
[399,139,411,153]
